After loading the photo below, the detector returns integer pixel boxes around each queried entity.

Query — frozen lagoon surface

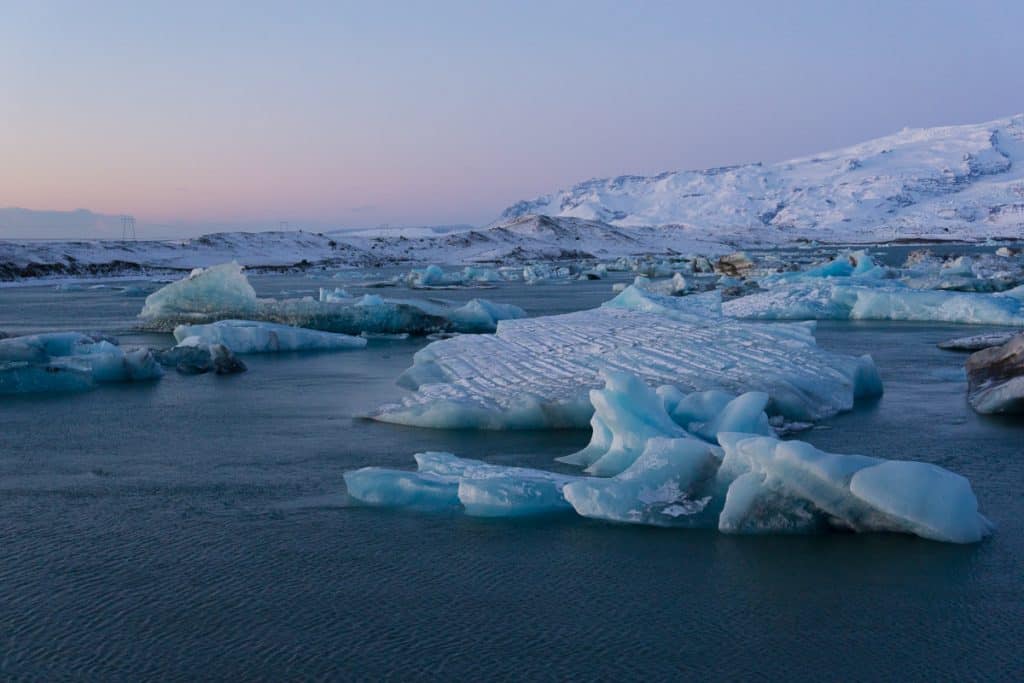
[1,264,1022,679]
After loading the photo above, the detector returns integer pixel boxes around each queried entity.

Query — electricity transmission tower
[121,215,136,240]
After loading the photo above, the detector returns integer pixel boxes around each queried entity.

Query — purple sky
[3,0,1024,237]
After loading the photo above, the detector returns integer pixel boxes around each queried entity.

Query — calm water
[1,271,1022,680]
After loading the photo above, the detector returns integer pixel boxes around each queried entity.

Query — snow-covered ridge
[501,114,1024,243]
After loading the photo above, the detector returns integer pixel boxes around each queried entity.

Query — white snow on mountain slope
[500,115,1024,244]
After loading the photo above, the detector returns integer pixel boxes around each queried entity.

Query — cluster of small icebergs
[10,248,1021,541]
[139,262,526,335]
[723,249,1024,326]
[0,332,164,394]
[346,370,991,544]
[963,332,1024,414]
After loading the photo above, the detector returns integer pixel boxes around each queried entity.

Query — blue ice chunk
[173,320,366,353]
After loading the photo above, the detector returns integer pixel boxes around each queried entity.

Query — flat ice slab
[371,287,881,429]
[0,332,163,394]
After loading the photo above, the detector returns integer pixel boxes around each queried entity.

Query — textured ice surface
[348,371,987,543]
[716,433,990,542]
[0,332,162,394]
[724,281,1024,326]
[373,287,882,429]
[140,262,525,334]
[173,320,366,353]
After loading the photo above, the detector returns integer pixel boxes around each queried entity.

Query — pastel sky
[3,0,1024,237]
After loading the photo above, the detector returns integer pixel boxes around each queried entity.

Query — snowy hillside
[501,115,1024,243]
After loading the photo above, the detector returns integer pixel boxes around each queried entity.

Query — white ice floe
[139,262,525,335]
[172,320,366,353]
[346,371,989,543]
[373,286,881,429]
[0,332,162,394]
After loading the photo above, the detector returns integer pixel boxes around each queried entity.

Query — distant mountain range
[2,115,1023,279]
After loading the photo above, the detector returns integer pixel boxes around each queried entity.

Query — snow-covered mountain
[500,114,1024,243]
[4,115,1024,282]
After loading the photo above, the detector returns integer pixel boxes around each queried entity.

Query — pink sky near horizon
[3,1,1023,236]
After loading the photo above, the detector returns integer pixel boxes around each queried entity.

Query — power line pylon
[121,215,136,240]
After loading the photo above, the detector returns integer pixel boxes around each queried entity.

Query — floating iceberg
[938,332,1018,352]
[345,452,575,517]
[0,332,162,394]
[615,273,688,296]
[398,264,504,288]
[735,248,1024,324]
[373,287,881,429]
[965,332,1024,413]
[347,371,988,543]
[157,338,247,375]
[770,250,889,283]
[724,281,1024,326]
[173,320,366,353]
[139,262,525,335]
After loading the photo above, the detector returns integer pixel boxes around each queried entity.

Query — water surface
[1,273,1021,680]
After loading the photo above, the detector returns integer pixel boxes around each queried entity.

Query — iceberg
[399,264,503,288]
[172,320,366,353]
[965,332,1024,413]
[729,248,1024,325]
[347,371,988,543]
[373,286,882,429]
[157,338,247,375]
[0,332,162,394]
[139,262,526,335]
[938,332,1018,352]
[562,437,721,527]
[344,452,575,517]
[724,281,1024,326]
